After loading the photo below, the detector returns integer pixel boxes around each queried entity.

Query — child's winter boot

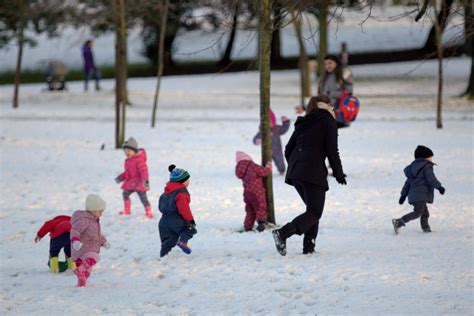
[177,241,192,255]
[145,205,153,219]
[49,257,59,273]
[119,199,131,215]
[67,257,77,271]
[392,218,405,235]
[74,266,88,287]
[256,222,266,232]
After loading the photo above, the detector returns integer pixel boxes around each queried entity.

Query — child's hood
[127,148,147,162]
[164,182,187,195]
[235,160,251,178]
[404,158,433,179]
[71,210,98,225]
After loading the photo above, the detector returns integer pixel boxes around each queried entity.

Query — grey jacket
[401,159,442,204]
[319,72,353,108]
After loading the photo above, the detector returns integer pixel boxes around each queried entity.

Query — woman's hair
[318,54,348,91]
[305,94,332,115]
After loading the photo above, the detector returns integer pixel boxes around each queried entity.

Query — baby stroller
[44,60,68,91]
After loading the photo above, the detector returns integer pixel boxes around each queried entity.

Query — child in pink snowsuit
[115,137,153,219]
[70,194,110,287]
[235,151,272,232]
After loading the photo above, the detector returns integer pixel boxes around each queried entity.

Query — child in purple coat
[70,194,110,287]
[253,110,290,175]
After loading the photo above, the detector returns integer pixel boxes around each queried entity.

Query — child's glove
[439,186,445,195]
[187,220,197,234]
[103,242,111,249]
[399,196,406,205]
[143,180,150,190]
[34,236,41,243]
[72,240,83,251]
[115,176,122,184]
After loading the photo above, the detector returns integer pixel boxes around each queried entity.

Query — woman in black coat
[272,94,347,256]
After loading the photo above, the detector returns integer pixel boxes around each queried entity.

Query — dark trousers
[49,233,71,257]
[159,217,197,257]
[123,190,150,207]
[84,68,100,90]
[280,180,326,240]
[402,201,430,229]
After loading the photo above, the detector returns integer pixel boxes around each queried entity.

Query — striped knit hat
[169,165,190,183]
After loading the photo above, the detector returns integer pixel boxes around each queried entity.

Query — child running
[70,194,110,287]
[115,137,153,219]
[392,145,445,234]
[158,165,197,257]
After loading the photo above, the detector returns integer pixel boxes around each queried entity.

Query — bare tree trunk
[259,0,275,224]
[292,11,310,107]
[317,2,328,77]
[464,0,474,99]
[113,0,127,148]
[219,4,239,66]
[423,0,453,52]
[120,0,130,106]
[434,4,443,129]
[270,3,283,65]
[151,0,170,128]
[13,26,24,109]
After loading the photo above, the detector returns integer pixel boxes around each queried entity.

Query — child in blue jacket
[392,145,445,234]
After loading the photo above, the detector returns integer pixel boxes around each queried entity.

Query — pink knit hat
[270,110,276,129]
[236,151,252,163]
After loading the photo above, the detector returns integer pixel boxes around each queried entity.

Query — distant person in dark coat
[272,94,347,256]
[392,146,445,234]
[82,40,100,91]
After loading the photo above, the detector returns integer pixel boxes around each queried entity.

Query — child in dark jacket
[235,151,272,232]
[253,109,290,175]
[35,215,76,273]
[115,137,153,219]
[158,165,197,257]
[392,145,445,234]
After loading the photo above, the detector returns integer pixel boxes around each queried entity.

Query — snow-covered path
[0,59,473,314]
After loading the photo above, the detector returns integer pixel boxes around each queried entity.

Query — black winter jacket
[285,109,344,190]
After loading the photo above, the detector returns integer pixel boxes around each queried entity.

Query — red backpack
[335,90,360,125]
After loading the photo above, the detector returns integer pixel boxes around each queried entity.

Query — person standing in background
[82,40,100,91]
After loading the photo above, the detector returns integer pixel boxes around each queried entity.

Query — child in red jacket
[158,165,197,257]
[115,137,153,219]
[35,215,76,273]
[235,151,272,232]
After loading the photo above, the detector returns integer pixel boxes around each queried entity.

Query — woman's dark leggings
[280,180,326,240]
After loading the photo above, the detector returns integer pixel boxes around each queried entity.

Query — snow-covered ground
[0,6,465,71]
[0,58,473,314]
